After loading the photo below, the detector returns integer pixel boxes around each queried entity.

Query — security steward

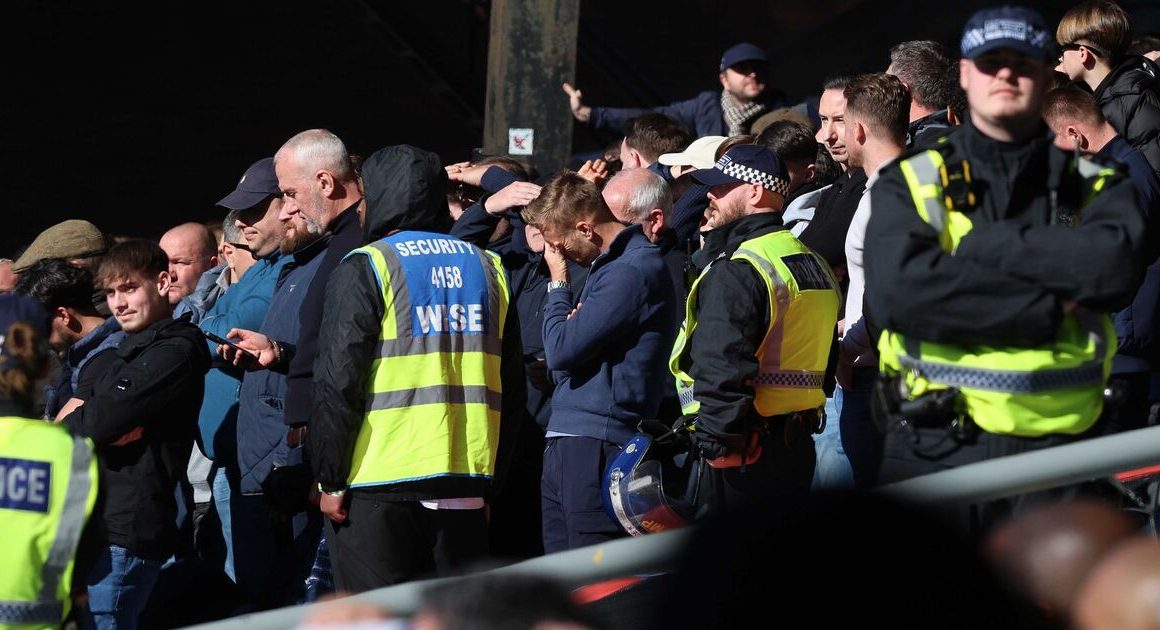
[0,417,99,629]
[864,7,1147,490]
[673,144,840,511]
[308,145,525,593]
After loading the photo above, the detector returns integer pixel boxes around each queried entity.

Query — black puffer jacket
[1095,55,1160,173]
[64,316,211,560]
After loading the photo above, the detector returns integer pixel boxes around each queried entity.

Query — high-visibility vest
[0,417,98,630]
[343,231,510,489]
[878,149,1118,436]
[670,229,840,417]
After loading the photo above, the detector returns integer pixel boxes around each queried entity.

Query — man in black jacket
[307,145,525,591]
[1056,0,1160,173]
[63,240,211,628]
[866,6,1146,491]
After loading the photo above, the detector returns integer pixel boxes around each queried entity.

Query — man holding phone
[194,156,296,606]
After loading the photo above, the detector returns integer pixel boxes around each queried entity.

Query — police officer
[0,417,99,628]
[864,6,1147,488]
[673,144,841,510]
[307,145,525,592]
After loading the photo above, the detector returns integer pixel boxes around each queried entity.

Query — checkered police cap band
[715,157,790,196]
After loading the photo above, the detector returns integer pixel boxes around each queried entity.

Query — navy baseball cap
[217,157,282,210]
[960,5,1052,60]
[691,144,789,196]
[719,42,768,72]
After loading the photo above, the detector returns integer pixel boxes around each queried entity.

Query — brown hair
[96,239,168,288]
[844,73,911,143]
[715,134,756,161]
[0,322,48,415]
[521,170,611,230]
[757,121,818,164]
[1056,1,1133,61]
[888,40,957,111]
[624,113,693,162]
[1042,84,1108,127]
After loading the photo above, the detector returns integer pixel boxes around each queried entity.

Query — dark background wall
[3,0,1158,257]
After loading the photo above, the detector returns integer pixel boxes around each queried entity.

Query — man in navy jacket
[563,42,778,137]
[521,172,677,552]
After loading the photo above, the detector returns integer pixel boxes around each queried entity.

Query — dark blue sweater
[542,225,677,445]
[1100,136,1160,373]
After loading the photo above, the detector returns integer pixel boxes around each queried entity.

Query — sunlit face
[537,221,601,267]
[719,61,767,101]
[159,230,215,306]
[817,89,848,164]
[1055,45,1086,81]
[105,270,171,333]
[277,157,328,253]
[704,181,748,230]
[235,196,285,258]
[960,50,1049,131]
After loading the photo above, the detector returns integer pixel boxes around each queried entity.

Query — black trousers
[328,495,488,593]
[697,418,817,515]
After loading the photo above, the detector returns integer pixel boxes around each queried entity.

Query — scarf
[720,90,767,136]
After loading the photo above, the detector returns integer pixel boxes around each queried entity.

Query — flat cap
[13,220,107,272]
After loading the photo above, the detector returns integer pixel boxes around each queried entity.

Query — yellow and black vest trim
[879,149,1117,436]
[671,229,840,417]
[344,231,510,489]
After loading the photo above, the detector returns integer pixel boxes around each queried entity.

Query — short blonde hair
[521,171,611,230]
[1056,1,1132,60]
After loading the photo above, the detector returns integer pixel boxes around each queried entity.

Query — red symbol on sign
[512,133,529,150]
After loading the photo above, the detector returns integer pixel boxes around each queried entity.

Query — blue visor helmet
[602,434,697,536]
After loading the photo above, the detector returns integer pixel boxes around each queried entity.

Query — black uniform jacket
[864,123,1146,349]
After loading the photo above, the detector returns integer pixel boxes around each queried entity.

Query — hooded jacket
[1095,55,1160,173]
[310,145,526,498]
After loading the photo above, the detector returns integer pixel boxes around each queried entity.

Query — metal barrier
[185,424,1160,629]
[183,527,694,629]
[877,423,1160,505]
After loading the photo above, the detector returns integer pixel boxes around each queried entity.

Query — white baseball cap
[656,136,729,170]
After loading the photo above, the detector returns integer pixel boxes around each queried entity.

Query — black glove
[690,429,734,460]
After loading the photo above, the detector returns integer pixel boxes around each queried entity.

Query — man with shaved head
[160,222,218,307]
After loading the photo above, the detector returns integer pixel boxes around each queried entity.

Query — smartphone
[202,329,255,359]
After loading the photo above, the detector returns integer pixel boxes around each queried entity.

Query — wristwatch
[317,483,346,497]
[547,280,570,292]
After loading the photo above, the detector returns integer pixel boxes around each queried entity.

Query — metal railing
[185,424,1160,629]
[184,526,693,629]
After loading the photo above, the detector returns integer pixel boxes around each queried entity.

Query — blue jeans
[837,384,883,489]
[211,465,237,582]
[812,392,855,490]
[85,545,163,630]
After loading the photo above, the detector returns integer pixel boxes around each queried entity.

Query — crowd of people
[4,1,1160,628]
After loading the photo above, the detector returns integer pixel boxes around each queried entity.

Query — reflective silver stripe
[897,355,1105,393]
[678,385,696,410]
[904,152,947,233]
[367,385,503,412]
[735,248,790,374]
[376,334,502,359]
[0,600,63,624]
[37,434,94,606]
[754,370,825,389]
[477,249,505,335]
[362,240,413,338]
[606,468,643,537]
